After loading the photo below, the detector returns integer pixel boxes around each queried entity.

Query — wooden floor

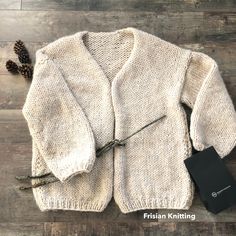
[0,0,236,235]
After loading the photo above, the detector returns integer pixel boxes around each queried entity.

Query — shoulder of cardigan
[35,27,190,65]
[35,50,49,64]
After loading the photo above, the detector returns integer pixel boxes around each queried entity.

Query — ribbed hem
[35,198,107,212]
[117,195,194,214]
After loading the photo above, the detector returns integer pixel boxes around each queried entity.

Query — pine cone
[18,49,31,64]
[19,64,33,80]
[6,60,19,74]
[14,40,25,55]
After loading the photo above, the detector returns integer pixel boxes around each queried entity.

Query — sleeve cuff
[45,149,96,182]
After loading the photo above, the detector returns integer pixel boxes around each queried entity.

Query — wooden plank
[0,0,21,10]
[21,0,236,12]
[0,11,235,43]
[0,74,30,109]
[0,223,43,236]
[0,41,236,109]
[0,222,235,236]
[0,110,30,143]
[43,222,236,236]
[221,72,236,105]
[142,222,236,235]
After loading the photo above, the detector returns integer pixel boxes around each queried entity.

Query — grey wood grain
[0,75,30,109]
[141,222,236,236]
[43,222,236,236]
[0,0,21,10]
[21,0,236,12]
[0,110,30,143]
[0,223,43,236]
[0,222,236,236]
[0,11,235,43]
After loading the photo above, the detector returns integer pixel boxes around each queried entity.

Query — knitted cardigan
[22,27,236,213]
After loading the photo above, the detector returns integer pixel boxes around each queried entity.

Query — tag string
[16,114,166,189]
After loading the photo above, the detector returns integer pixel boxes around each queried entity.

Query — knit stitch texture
[22,27,236,213]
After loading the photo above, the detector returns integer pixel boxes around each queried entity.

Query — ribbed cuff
[116,185,195,214]
[34,196,107,212]
[45,150,96,182]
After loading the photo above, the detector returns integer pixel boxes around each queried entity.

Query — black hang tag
[184,146,236,214]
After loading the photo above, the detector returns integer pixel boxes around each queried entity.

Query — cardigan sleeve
[181,51,236,158]
[22,50,96,182]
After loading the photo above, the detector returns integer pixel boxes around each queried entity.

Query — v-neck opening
[77,27,138,86]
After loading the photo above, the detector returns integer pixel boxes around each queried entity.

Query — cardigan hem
[35,198,107,212]
[118,199,192,214]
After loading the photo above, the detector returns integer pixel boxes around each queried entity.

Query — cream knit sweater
[22,27,236,213]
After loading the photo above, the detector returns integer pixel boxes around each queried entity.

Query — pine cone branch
[18,64,33,80]
[14,40,25,55]
[6,60,19,74]
[14,40,32,64]
[18,49,31,64]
